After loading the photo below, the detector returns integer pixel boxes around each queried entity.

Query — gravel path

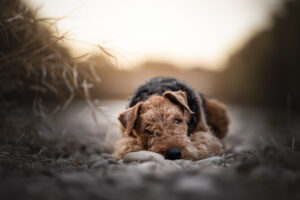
[1,101,300,200]
[1,143,300,200]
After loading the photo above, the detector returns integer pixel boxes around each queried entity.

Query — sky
[26,0,283,71]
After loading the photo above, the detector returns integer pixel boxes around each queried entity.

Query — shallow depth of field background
[25,0,300,110]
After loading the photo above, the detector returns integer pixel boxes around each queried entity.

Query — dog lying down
[114,77,229,161]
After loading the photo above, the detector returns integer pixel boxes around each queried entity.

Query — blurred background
[24,0,300,110]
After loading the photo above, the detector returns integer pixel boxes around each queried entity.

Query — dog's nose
[165,147,181,160]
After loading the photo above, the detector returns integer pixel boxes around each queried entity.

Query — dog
[114,77,229,161]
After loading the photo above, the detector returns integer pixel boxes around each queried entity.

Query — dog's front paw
[190,131,224,160]
[113,138,144,160]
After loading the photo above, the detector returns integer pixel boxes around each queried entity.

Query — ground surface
[1,100,300,200]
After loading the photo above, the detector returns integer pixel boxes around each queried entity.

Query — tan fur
[114,90,228,160]
[204,98,229,139]
[113,137,144,159]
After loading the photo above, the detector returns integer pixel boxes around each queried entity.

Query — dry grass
[0,0,113,146]
[0,0,111,106]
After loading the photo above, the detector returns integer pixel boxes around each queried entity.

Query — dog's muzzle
[165,147,181,160]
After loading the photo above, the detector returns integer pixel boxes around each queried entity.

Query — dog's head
[118,90,196,160]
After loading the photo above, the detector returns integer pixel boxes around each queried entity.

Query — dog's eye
[144,129,153,135]
[173,118,182,124]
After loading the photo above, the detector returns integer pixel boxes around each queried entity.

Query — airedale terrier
[114,77,229,161]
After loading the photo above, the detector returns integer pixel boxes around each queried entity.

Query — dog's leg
[190,131,224,160]
[203,97,229,139]
[113,137,143,159]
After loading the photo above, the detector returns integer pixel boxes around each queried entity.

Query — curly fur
[128,77,202,135]
[114,77,229,160]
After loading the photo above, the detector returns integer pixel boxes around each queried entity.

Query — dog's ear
[163,90,193,114]
[203,97,229,139]
[118,103,142,137]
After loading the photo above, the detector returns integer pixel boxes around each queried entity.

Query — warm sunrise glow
[26,0,283,71]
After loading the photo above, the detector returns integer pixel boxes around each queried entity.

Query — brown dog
[114,77,229,161]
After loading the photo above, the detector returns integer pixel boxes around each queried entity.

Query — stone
[87,154,102,165]
[123,151,165,164]
[174,176,215,194]
[50,158,71,169]
[58,171,95,186]
[101,153,113,159]
[195,156,223,167]
[90,159,109,169]
[106,157,119,164]
[161,160,182,170]
[174,159,194,168]
[132,161,158,174]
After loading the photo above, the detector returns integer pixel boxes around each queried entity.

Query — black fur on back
[128,77,202,135]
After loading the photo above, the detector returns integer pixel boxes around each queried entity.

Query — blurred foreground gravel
[1,144,300,200]
[1,100,300,200]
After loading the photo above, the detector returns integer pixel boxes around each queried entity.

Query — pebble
[101,153,113,159]
[89,159,109,169]
[123,151,165,164]
[174,159,194,168]
[131,161,157,174]
[88,154,102,164]
[58,171,96,186]
[194,156,223,166]
[105,169,143,188]
[161,160,182,170]
[174,176,215,194]
[106,157,119,164]
[51,158,71,169]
